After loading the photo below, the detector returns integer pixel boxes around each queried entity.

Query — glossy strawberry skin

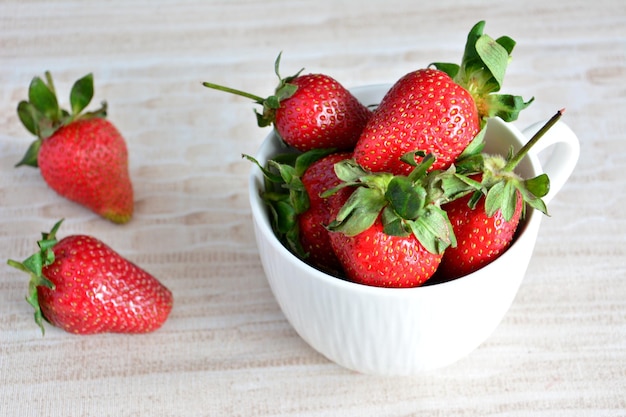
[38,235,173,334]
[298,152,352,274]
[327,188,442,287]
[38,118,133,224]
[274,74,372,152]
[354,68,480,176]
[436,191,523,281]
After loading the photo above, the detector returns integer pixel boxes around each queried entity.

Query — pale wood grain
[1,0,625,415]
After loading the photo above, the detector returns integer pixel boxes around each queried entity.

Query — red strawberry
[327,187,443,287]
[7,220,173,335]
[203,53,371,152]
[245,149,349,274]
[324,153,460,287]
[16,72,133,224]
[354,21,532,176]
[436,110,564,281]
[298,152,352,274]
[354,68,480,175]
[436,178,523,280]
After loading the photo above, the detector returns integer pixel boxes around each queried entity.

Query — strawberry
[324,152,470,287]
[15,72,134,224]
[327,187,444,287]
[436,110,564,281]
[203,53,372,152]
[354,68,480,175]
[435,177,524,280]
[7,220,173,335]
[246,149,349,274]
[298,152,353,274]
[354,21,533,176]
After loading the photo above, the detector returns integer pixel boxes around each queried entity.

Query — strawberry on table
[203,53,372,152]
[436,110,563,281]
[354,21,533,176]
[15,72,134,224]
[7,220,173,335]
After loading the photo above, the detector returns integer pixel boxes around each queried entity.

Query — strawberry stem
[503,108,565,172]
[201,81,265,104]
[202,53,304,129]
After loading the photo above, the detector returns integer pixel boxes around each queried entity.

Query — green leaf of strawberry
[484,94,535,123]
[484,180,517,219]
[427,165,484,204]
[17,101,40,137]
[385,176,424,220]
[432,20,533,124]
[327,186,387,236]
[7,219,63,334]
[69,73,95,116]
[14,134,42,168]
[474,32,509,91]
[28,74,61,124]
[525,173,550,198]
[408,205,456,255]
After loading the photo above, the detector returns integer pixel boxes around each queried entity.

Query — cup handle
[522,120,580,204]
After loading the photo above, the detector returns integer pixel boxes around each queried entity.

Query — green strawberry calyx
[431,20,534,126]
[6,219,64,336]
[16,72,107,168]
[323,155,481,255]
[459,109,565,221]
[244,148,335,258]
[202,52,303,129]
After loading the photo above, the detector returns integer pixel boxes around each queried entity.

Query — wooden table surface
[1,1,625,415]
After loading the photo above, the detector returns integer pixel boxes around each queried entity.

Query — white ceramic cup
[248,84,580,375]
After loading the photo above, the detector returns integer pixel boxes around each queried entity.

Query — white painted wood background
[1,0,624,415]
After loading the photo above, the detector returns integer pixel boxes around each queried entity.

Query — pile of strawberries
[205,21,557,288]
